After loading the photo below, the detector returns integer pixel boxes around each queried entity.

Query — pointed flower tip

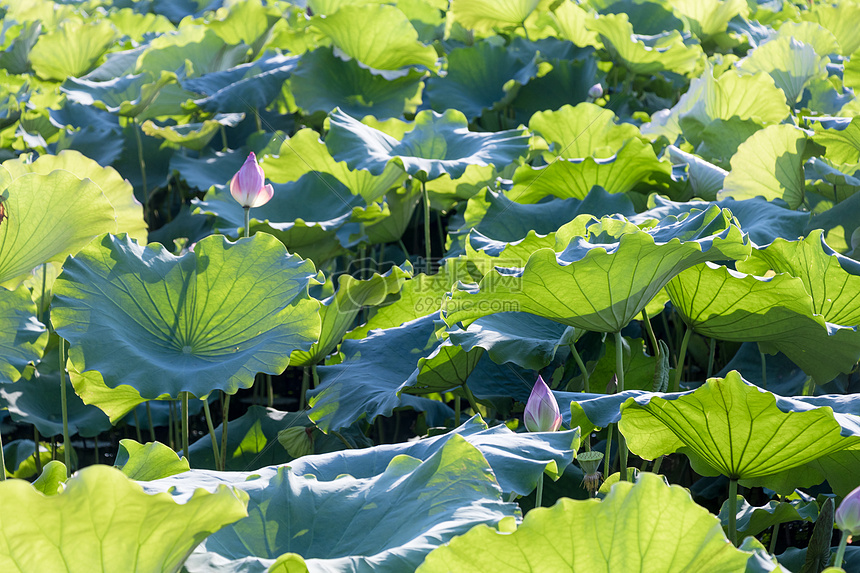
[524,375,562,433]
[230,152,272,208]
[836,484,860,535]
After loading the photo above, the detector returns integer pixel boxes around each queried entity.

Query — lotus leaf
[29,19,117,81]
[738,36,828,104]
[811,117,860,165]
[800,2,860,55]
[0,285,47,383]
[114,439,190,481]
[670,0,748,39]
[61,71,178,118]
[528,102,643,161]
[719,497,818,538]
[135,26,249,78]
[450,0,541,35]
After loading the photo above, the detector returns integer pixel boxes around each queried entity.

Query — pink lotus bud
[524,375,562,432]
[588,83,604,99]
[837,484,860,536]
[230,152,274,208]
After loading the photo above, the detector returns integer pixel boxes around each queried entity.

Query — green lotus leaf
[142,436,516,573]
[325,107,530,182]
[718,124,808,209]
[417,472,751,573]
[2,439,52,480]
[738,36,828,104]
[115,439,190,481]
[446,206,749,333]
[0,285,47,383]
[846,52,860,94]
[107,8,175,42]
[67,364,156,423]
[811,117,860,165]
[670,0,748,39]
[588,12,704,76]
[450,0,540,35]
[0,465,249,573]
[719,497,818,538]
[0,21,42,75]
[262,128,406,204]
[135,26,249,78]
[775,21,841,57]
[404,342,485,396]
[666,145,727,201]
[291,48,424,119]
[32,460,67,495]
[290,264,412,367]
[509,138,670,202]
[311,4,437,72]
[308,315,454,432]
[29,18,117,81]
[0,170,118,287]
[800,2,860,55]
[551,1,602,47]
[511,55,603,122]
[206,0,280,48]
[425,41,538,121]
[588,335,669,392]
[141,115,242,151]
[51,233,321,399]
[619,371,860,481]
[805,157,860,203]
[61,71,178,118]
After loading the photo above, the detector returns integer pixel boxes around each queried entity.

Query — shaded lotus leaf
[666,145,727,201]
[424,163,495,211]
[52,233,321,399]
[670,0,748,39]
[719,497,818,538]
[805,157,860,203]
[588,12,704,75]
[619,371,860,482]
[171,147,247,192]
[61,71,178,118]
[800,2,860,55]
[509,138,670,202]
[738,36,828,104]
[29,18,117,81]
[811,116,860,165]
[417,472,751,573]
[404,342,484,395]
[425,41,539,121]
[0,20,42,75]
[312,4,437,72]
[511,55,603,122]
[666,260,860,383]
[0,465,249,573]
[115,439,190,481]
[802,183,860,253]
[588,335,669,393]
[0,170,118,287]
[135,26,249,79]
[364,185,422,244]
[291,48,425,119]
[262,128,406,204]
[290,264,412,367]
[308,315,455,432]
[0,285,47,383]
[718,124,808,209]
[446,206,749,333]
[326,107,530,182]
[715,342,808,397]
[451,0,540,35]
[148,436,517,573]
[2,439,53,480]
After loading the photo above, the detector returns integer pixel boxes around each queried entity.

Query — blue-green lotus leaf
[719,497,818,538]
[0,20,41,76]
[511,55,602,122]
[136,26,250,79]
[52,233,321,399]
[61,71,178,118]
[425,41,539,121]
[805,157,860,203]
[147,436,518,573]
[666,145,727,201]
[811,116,860,166]
[170,147,248,192]
[326,107,530,181]
[0,285,47,383]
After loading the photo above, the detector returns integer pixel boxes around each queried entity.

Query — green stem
[397,238,409,258]
[706,337,716,379]
[168,400,175,450]
[254,108,262,132]
[300,367,310,410]
[220,125,228,151]
[39,263,48,324]
[93,436,98,464]
[462,384,481,417]
[0,426,6,481]
[760,351,767,390]
[535,474,544,508]
[33,427,41,475]
[181,391,189,462]
[132,409,142,443]
[569,343,590,393]
[727,478,738,546]
[202,399,222,471]
[145,402,156,442]
[641,309,659,358]
[661,312,677,366]
[311,364,319,389]
[421,180,432,274]
[835,529,849,568]
[220,392,231,470]
[603,424,613,478]
[266,374,273,408]
[132,118,149,222]
[332,431,354,449]
[651,455,664,475]
[614,331,629,481]
[672,325,692,393]
[454,396,461,427]
[59,337,71,478]
[243,206,250,239]
[768,521,780,554]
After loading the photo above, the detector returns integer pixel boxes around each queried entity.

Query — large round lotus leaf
[29,18,117,81]
[450,0,540,35]
[445,206,749,333]
[0,170,118,287]
[670,0,748,39]
[0,285,47,383]
[326,107,530,182]
[718,124,808,209]
[738,36,828,105]
[416,472,751,573]
[60,71,177,118]
[2,150,145,242]
[114,439,190,481]
[0,465,249,573]
[800,2,860,55]
[619,371,860,479]
[311,4,438,72]
[528,102,642,161]
[107,8,175,42]
[68,364,156,423]
[135,27,249,78]
[51,233,321,399]
[811,116,860,165]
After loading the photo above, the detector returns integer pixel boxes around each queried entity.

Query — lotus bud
[836,484,860,536]
[230,152,274,208]
[277,426,315,458]
[578,450,604,496]
[524,375,562,433]
[588,83,604,99]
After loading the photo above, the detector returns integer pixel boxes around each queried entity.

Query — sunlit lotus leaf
[290,264,412,367]
[718,124,808,209]
[620,371,860,481]
[666,145,727,201]
[446,206,749,333]
[0,21,42,76]
[135,26,249,78]
[588,12,704,75]
[326,107,530,182]
[0,285,47,383]
[107,8,175,42]
[417,472,751,573]
[114,439,190,481]
[811,116,860,165]
[312,4,438,72]
[738,36,828,104]
[425,41,538,121]
[290,48,425,119]
[29,19,117,81]
[0,465,248,573]
[141,114,242,151]
[800,2,860,55]
[670,0,748,39]
[0,170,118,287]
[68,365,156,423]
[450,0,541,35]
[846,54,860,94]
[773,21,840,59]
[364,185,421,244]
[61,71,178,118]
[32,460,67,495]
[206,0,280,48]
[718,497,818,538]
[147,437,517,573]
[52,233,321,399]
[551,1,602,47]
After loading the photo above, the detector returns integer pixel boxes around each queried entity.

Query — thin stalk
[0,427,5,481]
[254,108,262,132]
[39,263,48,324]
[760,351,767,389]
[33,427,41,474]
[535,474,544,508]
[660,312,677,365]
[93,436,98,464]
[145,402,156,442]
[706,337,716,379]
[168,400,175,450]
[835,529,849,568]
[641,309,659,357]
[181,391,190,462]
[266,374,273,408]
[132,409,142,443]
[454,396,461,426]
[220,125,228,151]
[462,384,481,416]
[435,210,445,253]
[614,331,628,481]
[569,343,590,393]
[768,522,780,554]
[421,180,432,274]
[603,424,613,478]
[727,478,738,545]
[311,364,319,389]
[507,491,518,503]
[243,206,250,239]
[202,400,222,471]
[300,367,310,410]
[132,118,149,222]
[672,325,692,393]
[376,417,385,443]
[397,238,409,258]
[59,337,71,478]
[332,431,354,449]
[651,455,664,474]
[220,392,231,470]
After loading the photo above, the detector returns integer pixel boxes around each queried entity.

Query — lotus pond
[2,0,860,571]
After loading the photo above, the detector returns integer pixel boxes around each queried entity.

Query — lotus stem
[93,436,98,464]
[603,424,613,479]
[39,263,48,324]
[311,364,319,388]
[535,474,544,508]
[672,325,692,393]
[760,351,767,390]
[462,384,481,416]
[266,374,273,408]
[202,399,221,471]
[220,392,231,470]
[33,427,41,475]
[454,396,461,426]
[132,118,149,222]
[660,312,676,366]
[168,401,175,450]
[651,455,664,475]
[181,391,190,462]
[300,367,310,410]
[58,337,71,478]
[727,478,738,545]
[254,108,262,132]
[145,402,156,442]
[614,331,629,481]
[641,309,659,358]
[769,522,780,554]
[569,342,589,393]
[0,426,6,481]
[243,206,250,239]
[132,409,142,443]
[421,179,432,274]
[706,337,716,379]
[835,529,849,568]
[332,431,354,449]
[220,125,228,151]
